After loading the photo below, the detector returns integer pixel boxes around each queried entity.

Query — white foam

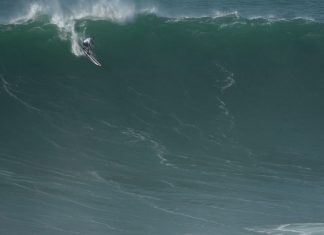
[248,14,315,23]
[49,16,82,56]
[10,2,43,24]
[71,0,136,22]
[11,0,136,24]
[121,128,176,167]
[66,0,135,56]
[293,16,315,22]
[246,223,324,235]
[212,10,239,19]
[8,0,138,56]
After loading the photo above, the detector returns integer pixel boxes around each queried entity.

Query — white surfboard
[80,41,102,67]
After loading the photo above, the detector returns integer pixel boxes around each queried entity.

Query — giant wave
[1,2,324,234]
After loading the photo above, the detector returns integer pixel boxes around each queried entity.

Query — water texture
[0,0,324,234]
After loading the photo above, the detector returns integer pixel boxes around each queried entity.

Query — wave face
[1,9,324,235]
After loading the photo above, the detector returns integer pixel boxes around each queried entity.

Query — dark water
[1,1,324,234]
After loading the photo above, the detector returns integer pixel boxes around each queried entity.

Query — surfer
[82,37,94,54]
[80,37,101,66]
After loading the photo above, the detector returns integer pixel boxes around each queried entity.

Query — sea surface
[1,0,324,234]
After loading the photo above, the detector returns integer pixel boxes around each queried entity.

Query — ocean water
[1,0,324,234]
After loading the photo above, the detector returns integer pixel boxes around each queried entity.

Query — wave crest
[8,0,138,56]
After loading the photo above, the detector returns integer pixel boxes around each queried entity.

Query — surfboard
[80,41,102,67]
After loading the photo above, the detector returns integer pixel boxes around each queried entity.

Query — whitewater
[1,0,324,234]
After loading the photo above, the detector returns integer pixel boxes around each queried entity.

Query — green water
[1,15,324,235]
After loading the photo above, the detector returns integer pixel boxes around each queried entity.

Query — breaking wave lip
[246,14,315,23]
[246,223,324,235]
[6,1,317,26]
[7,1,140,56]
[9,1,137,24]
[9,2,43,24]
[3,1,318,57]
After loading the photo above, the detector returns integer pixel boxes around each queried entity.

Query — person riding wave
[82,37,94,54]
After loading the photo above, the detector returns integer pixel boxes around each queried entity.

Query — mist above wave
[7,0,320,26]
